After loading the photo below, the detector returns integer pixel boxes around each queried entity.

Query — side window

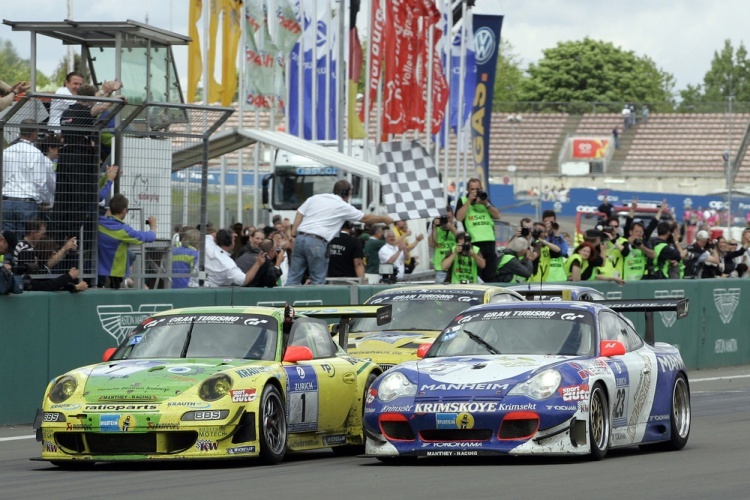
[621,317,644,351]
[288,318,336,359]
[599,311,631,352]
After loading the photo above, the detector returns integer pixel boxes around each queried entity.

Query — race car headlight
[377,372,416,402]
[508,369,561,400]
[198,374,233,402]
[49,376,77,404]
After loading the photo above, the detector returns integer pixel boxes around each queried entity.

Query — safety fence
[2,279,749,425]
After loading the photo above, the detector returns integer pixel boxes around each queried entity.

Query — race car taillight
[379,413,415,441]
[498,411,539,440]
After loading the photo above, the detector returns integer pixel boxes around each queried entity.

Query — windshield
[428,309,596,357]
[113,314,279,360]
[273,167,339,210]
[350,292,484,332]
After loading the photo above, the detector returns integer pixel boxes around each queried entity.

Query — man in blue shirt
[98,194,156,288]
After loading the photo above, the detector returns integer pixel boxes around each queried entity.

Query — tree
[493,39,526,106]
[701,39,750,103]
[519,38,675,110]
[51,53,85,87]
[0,39,51,88]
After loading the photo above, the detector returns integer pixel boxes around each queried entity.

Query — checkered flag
[377,140,447,220]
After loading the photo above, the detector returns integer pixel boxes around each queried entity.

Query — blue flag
[288,12,337,140]
[469,14,503,188]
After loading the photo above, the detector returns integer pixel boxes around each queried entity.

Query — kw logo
[654,290,684,327]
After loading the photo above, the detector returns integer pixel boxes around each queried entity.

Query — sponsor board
[97,304,174,343]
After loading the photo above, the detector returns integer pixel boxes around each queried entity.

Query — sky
[1,0,748,95]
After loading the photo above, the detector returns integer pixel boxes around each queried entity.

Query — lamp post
[507,114,522,193]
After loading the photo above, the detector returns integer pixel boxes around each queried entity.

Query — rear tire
[588,383,610,460]
[331,372,378,456]
[258,385,287,464]
[648,373,691,451]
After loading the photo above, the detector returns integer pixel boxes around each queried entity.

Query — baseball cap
[696,230,709,240]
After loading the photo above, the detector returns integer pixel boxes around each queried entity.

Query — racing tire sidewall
[258,384,287,465]
[588,383,610,460]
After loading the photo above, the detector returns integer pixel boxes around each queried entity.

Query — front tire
[588,383,610,460]
[258,385,287,464]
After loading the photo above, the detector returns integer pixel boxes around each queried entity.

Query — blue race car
[364,299,690,460]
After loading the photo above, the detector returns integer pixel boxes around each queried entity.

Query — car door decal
[285,365,319,432]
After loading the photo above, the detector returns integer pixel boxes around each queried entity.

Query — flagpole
[338,0,348,150]
[425,17,434,155]
[202,0,209,105]
[443,0,452,208]
[363,0,374,162]
[238,0,245,226]
[455,0,467,194]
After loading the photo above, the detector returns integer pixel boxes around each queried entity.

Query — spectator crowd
[3,72,749,293]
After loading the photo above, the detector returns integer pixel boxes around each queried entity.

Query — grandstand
[199,105,750,190]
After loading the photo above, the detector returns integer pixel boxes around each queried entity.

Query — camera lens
[477,190,488,201]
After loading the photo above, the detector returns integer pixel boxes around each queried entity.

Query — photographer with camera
[495,236,533,283]
[598,217,627,279]
[455,178,501,282]
[541,210,569,281]
[528,222,564,282]
[441,232,486,284]
[429,208,460,283]
[649,221,687,279]
[683,230,713,278]
[621,220,655,280]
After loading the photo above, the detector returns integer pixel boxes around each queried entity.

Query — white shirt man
[203,229,264,287]
[378,230,408,279]
[49,72,84,128]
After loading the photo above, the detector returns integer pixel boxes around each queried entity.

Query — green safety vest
[652,241,684,279]
[548,253,568,282]
[623,246,647,280]
[529,245,550,282]
[496,253,526,283]
[460,196,496,243]
[564,253,591,281]
[432,229,457,271]
[606,237,627,277]
[450,244,480,284]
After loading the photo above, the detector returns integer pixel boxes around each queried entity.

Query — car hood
[414,355,568,398]
[349,330,438,348]
[82,359,271,403]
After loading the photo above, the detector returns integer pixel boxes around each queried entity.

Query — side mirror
[102,347,117,362]
[599,340,626,357]
[416,343,431,359]
[330,323,340,336]
[283,345,314,362]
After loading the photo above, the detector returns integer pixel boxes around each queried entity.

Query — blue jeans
[286,234,329,285]
[1,199,38,236]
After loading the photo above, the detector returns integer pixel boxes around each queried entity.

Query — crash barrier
[1,280,748,425]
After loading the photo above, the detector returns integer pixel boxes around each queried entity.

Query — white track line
[691,374,750,382]
[0,435,35,442]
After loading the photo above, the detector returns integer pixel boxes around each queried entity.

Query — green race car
[33,305,389,466]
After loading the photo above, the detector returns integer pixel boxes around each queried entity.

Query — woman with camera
[441,232,486,284]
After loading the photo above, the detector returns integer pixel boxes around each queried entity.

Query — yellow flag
[207,0,223,103]
[221,0,243,106]
[187,0,203,103]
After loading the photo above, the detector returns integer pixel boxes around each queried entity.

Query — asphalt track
[2,366,749,500]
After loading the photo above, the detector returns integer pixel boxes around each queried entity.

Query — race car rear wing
[295,305,393,349]
[598,298,689,345]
